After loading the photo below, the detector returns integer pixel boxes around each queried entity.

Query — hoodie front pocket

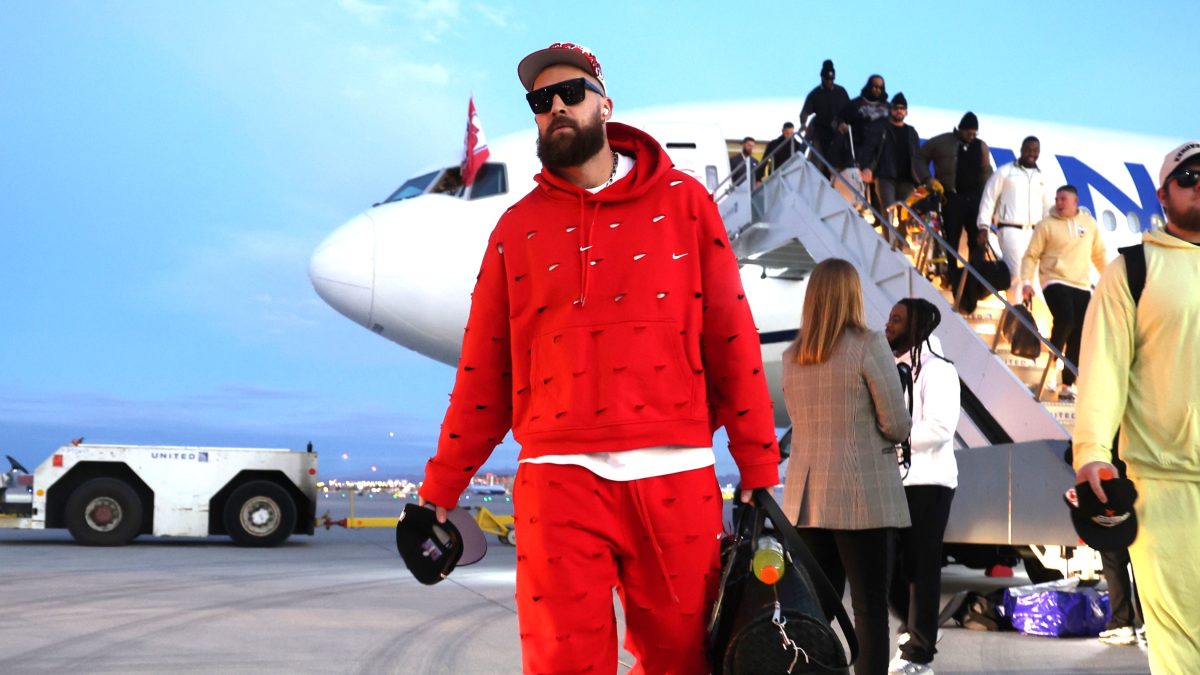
[526,320,698,432]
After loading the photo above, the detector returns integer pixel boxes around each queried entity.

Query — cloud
[406,0,460,42]
[338,0,390,25]
[385,61,450,86]
[146,228,328,342]
[473,3,509,28]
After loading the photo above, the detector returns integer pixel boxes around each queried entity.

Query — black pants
[796,527,893,675]
[876,178,915,211]
[888,486,955,665]
[942,193,981,279]
[1101,547,1142,630]
[1042,284,1092,385]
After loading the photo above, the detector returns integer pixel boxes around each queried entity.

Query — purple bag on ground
[1004,579,1111,637]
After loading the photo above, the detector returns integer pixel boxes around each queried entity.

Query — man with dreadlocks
[883,298,961,675]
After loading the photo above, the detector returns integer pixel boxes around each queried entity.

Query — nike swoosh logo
[580,245,592,251]
[672,252,688,260]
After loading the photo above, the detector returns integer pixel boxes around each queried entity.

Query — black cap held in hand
[395,503,487,584]
[1062,478,1138,552]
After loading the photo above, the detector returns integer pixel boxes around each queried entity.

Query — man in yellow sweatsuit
[1074,141,1200,673]
[1021,184,1108,399]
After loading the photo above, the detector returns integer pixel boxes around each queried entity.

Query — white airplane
[309,99,1181,577]
[309,99,1178,427]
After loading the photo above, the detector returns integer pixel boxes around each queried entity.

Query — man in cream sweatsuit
[1074,142,1200,673]
[1021,184,1108,399]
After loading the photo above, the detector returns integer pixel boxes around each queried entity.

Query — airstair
[717,145,1096,577]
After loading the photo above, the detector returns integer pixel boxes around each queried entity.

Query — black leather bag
[708,489,857,674]
[1002,300,1043,361]
[959,244,1011,312]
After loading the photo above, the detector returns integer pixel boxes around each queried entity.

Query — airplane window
[1150,213,1166,230]
[1102,210,1117,231]
[1126,210,1141,233]
[706,165,718,192]
[468,163,508,200]
[430,167,464,196]
[384,170,439,203]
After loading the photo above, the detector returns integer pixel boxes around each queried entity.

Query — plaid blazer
[781,329,912,530]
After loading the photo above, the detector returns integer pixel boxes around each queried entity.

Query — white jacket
[896,335,960,489]
[977,161,1056,229]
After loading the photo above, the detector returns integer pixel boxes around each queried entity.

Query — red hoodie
[420,123,780,507]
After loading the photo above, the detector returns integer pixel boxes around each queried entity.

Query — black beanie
[821,59,835,77]
[891,92,907,107]
[959,111,979,130]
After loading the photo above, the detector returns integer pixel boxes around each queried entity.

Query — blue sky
[2,1,1196,478]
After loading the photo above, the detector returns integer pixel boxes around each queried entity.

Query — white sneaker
[888,659,935,675]
[1058,383,1077,401]
[893,630,944,662]
[1098,625,1137,645]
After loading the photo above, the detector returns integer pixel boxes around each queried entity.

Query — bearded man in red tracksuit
[418,42,781,674]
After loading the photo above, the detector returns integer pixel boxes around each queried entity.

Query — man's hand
[975,230,990,246]
[837,123,849,134]
[929,178,945,195]
[1022,284,1036,303]
[739,488,754,504]
[861,168,874,184]
[1075,461,1119,503]
[418,496,451,524]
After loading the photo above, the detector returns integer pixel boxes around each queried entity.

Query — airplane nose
[309,212,376,329]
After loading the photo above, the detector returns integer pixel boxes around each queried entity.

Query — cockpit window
[468,163,508,200]
[382,162,507,203]
[384,170,440,203]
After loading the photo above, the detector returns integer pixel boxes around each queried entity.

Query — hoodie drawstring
[576,196,601,307]
[628,478,680,604]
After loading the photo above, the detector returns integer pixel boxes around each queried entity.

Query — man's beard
[537,113,606,170]
[1165,199,1200,232]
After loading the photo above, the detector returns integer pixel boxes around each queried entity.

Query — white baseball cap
[1160,141,1200,187]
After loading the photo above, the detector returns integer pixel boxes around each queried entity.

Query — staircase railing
[885,200,1077,386]
[718,133,1077,403]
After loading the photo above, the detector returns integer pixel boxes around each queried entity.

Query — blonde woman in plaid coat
[782,258,912,675]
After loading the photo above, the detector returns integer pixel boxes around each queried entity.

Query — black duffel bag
[1002,299,1043,361]
[708,489,857,674]
[959,244,1011,313]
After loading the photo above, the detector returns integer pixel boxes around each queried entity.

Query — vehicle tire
[65,477,144,546]
[504,527,516,547]
[224,480,296,547]
[1020,549,1066,584]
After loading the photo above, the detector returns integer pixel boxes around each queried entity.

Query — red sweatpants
[513,463,723,675]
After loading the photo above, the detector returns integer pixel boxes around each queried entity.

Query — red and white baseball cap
[518,42,605,93]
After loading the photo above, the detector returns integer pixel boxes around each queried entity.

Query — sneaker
[894,630,944,661]
[1058,384,1077,401]
[888,659,935,675]
[1098,626,1137,645]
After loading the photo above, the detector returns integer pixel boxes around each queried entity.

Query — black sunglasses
[525,77,604,114]
[1170,169,1200,189]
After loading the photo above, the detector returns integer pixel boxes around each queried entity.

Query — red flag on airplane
[462,96,490,187]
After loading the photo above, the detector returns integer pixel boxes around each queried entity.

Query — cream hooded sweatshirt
[1020,210,1108,290]
[1073,229,1200,480]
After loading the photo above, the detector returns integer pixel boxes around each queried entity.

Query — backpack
[1118,244,1146,306]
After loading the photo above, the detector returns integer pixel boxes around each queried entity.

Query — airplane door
[636,122,727,193]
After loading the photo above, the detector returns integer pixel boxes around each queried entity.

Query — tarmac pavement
[0,494,1150,674]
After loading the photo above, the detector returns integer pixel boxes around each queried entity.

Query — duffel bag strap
[754,488,860,666]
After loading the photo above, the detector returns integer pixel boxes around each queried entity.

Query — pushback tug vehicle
[0,443,318,547]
